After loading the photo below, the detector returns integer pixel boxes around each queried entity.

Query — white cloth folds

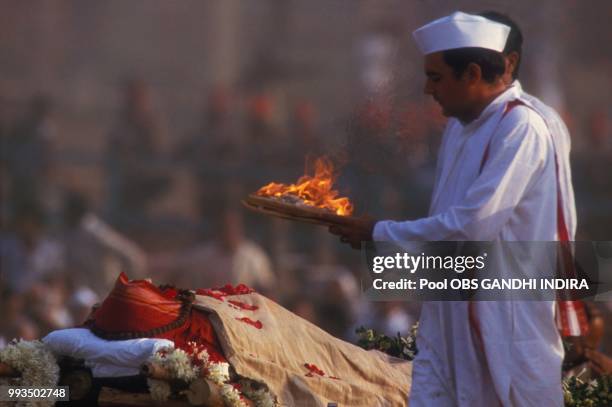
[43,328,173,377]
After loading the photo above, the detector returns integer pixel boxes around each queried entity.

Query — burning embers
[243,157,356,226]
[255,157,353,216]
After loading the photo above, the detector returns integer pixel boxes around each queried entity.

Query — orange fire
[256,157,354,216]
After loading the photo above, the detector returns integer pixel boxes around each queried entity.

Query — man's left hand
[329,217,377,250]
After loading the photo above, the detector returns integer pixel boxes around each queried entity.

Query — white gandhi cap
[413,11,510,55]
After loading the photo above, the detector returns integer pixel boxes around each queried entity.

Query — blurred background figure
[0,200,64,294]
[245,92,282,163]
[68,286,100,326]
[291,100,321,158]
[106,79,169,224]
[60,191,147,297]
[1,95,56,211]
[0,289,40,346]
[176,86,244,216]
[28,274,74,333]
[585,348,612,376]
[153,208,276,295]
[379,302,419,337]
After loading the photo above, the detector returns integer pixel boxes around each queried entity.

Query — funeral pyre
[255,157,353,216]
[0,273,414,406]
[0,274,277,407]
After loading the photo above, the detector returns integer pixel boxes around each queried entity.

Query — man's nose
[424,81,434,95]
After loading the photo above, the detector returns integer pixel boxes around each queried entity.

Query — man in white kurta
[331,11,574,406]
[374,80,567,406]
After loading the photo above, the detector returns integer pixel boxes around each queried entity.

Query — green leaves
[355,323,419,361]
[563,375,612,406]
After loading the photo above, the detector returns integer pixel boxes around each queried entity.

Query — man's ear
[507,51,519,76]
[464,62,482,84]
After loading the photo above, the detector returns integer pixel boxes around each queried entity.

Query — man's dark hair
[442,47,506,83]
[478,11,523,80]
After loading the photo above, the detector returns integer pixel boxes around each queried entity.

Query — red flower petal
[228,300,259,311]
[235,317,263,329]
[304,363,325,376]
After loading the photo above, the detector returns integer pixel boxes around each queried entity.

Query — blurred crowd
[0,80,442,346]
[0,76,611,358]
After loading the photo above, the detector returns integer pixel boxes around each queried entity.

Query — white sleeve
[373,114,550,242]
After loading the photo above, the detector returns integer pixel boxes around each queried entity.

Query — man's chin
[440,106,460,118]
[433,100,454,117]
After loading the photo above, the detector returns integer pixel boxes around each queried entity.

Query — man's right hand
[328,216,377,250]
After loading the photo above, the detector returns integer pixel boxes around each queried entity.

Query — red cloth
[174,309,226,363]
[90,272,226,362]
[92,273,182,333]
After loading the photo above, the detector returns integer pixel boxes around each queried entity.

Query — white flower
[148,378,172,402]
[0,340,59,407]
[206,362,230,385]
[195,348,210,364]
[221,383,248,407]
[150,347,197,382]
[586,379,598,392]
[147,345,279,407]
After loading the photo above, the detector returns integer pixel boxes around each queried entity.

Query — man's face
[423,52,471,118]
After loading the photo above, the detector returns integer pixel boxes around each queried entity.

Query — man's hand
[329,216,377,250]
[585,348,612,375]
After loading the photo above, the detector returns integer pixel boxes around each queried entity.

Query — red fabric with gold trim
[90,272,226,362]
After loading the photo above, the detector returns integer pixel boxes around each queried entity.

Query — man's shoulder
[517,89,566,127]
[501,101,549,135]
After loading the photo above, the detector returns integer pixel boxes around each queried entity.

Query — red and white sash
[476,99,588,337]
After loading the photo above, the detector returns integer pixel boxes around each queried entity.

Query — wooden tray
[242,194,356,227]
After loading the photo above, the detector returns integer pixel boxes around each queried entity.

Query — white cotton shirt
[373,82,573,406]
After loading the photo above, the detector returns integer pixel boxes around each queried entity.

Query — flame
[256,157,353,216]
